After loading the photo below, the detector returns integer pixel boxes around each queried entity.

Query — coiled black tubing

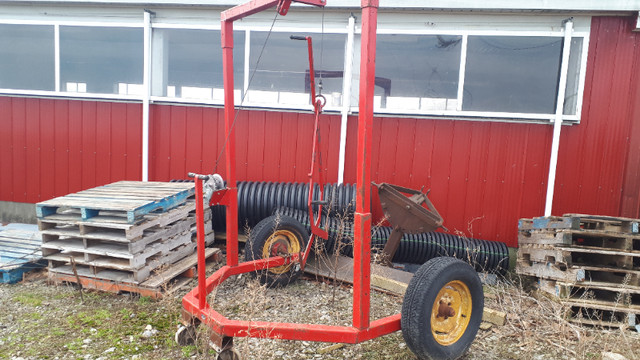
[208,181,357,229]
[273,207,509,276]
[173,180,508,274]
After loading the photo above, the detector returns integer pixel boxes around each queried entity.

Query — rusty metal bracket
[374,182,444,266]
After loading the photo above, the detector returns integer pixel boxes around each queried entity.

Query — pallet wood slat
[36,181,196,223]
[517,214,640,329]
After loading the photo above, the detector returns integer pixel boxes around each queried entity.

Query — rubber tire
[244,215,308,288]
[401,257,484,360]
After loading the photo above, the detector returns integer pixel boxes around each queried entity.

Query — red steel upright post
[221,20,239,267]
[353,0,378,330]
[194,177,208,309]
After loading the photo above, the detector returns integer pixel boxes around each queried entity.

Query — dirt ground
[1,257,639,360]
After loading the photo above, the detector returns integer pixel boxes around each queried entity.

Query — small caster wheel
[216,347,241,360]
[175,325,197,346]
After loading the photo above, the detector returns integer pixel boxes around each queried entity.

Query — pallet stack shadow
[517,214,640,330]
[36,181,214,294]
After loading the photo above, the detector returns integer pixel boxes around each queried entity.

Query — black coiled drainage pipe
[210,181,357,229]
[274,207,509,276]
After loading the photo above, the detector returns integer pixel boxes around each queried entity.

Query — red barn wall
[148,105,342,183]
[2,16,640,247]
[0,97,142,204]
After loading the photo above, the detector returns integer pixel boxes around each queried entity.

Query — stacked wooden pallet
[36,181,215,295]
[0,224,46,284]
[517,214,640,330]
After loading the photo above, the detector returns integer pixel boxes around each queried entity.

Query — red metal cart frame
[181,0,395,346]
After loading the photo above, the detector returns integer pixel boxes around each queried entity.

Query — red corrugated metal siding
[555,17,640,219]
[343,117,552,245]
[2,16,640,248]
[0,97,142,203]
[148,105,342,184]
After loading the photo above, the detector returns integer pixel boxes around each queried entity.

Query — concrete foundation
[0,201,37,224]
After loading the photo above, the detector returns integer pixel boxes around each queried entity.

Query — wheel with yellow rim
[401,257,483,360]
[244,215,309,287]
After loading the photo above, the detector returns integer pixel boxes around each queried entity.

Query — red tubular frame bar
[182,0,397,344]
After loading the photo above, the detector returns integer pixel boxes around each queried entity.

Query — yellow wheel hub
[261,229,301,274]
[431,280,473,346]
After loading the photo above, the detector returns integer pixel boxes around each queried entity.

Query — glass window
[248,31,345,107]
[563,38,584,115]
[376,34,462,111]
[151,29,244,100]
[60,26,143,95]
[463,36,563,114]
[0,24,55,91]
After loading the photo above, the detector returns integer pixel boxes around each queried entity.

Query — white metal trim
[0,89,143,101]
[574,34,590,120]
[456,34,468,112]
[151,23,221,30]
[337,15,356,184]
[545,19,574,216]
[54,24,60,92]
[244,30,251,99]
[142,10,152,182]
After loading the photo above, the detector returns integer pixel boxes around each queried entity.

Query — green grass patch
[14,293,44,307]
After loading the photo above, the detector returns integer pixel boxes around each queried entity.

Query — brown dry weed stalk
[472,274,640,360]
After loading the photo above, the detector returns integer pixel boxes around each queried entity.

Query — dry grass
[465,274,640,360]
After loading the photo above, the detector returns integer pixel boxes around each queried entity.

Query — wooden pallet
[518,243,639,270]
[48,248,221,298]
[519,214,640,234]
[0,227,46,284]
[36,181,195,224]
[37,181,214,284]
[517,261,640,286]
[517,214,640,330]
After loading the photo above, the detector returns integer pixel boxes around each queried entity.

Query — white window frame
[0,10,591,123]
[362,27,590,123]
[0,18,145,101]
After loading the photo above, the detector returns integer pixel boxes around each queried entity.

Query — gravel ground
[1,255,640,360]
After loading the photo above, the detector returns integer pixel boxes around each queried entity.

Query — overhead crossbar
[221,0,326,22]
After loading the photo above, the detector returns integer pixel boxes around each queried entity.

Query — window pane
[60,26,143,95]
[463,36,562,114]
[152,29,244,100]
[563,38,583,116]
[376,34,461,110]
[248,32,345,106]
[0,24,54,91]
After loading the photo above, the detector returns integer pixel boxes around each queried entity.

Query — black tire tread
[401,257,483,360]
[244,214,308,288]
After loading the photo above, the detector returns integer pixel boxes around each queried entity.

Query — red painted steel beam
[352,0,378,330]
[182,290,400,343]
[194,178,208,309]
[221,0,326,22]
[221,20,239,267]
